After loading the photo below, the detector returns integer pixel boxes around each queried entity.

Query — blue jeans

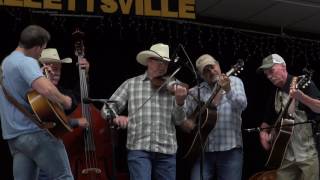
[7,131,73,180]
[191,148,243,180]
[38,169,51,180]
[127,150,176,180]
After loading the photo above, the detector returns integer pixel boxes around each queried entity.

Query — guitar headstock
[227,59,245,76]
[72,29,85,57]
[297,69,314,89]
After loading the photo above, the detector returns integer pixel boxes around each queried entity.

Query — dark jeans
[127,150,176,180]
[190,147,243,180]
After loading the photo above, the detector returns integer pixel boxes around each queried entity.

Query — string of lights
[2,7,320,71]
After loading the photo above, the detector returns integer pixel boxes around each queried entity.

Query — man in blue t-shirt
[0,25,82,180]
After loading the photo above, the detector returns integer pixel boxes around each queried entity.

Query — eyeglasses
[149,57,168,65]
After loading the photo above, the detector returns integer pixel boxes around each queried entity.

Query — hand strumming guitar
[259,122,272,151]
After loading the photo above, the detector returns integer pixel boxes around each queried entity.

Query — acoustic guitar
[26,62,74,138]
[249,170,277,180]
[27,90,73,137]
[264,70,313,170]
[176,59,244,163]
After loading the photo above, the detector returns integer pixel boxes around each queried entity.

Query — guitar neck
[273,93,294,129]
[204,68,234,108]
[273,76,301,127]
[205,85,222,107]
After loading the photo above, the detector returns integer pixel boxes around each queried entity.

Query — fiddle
[150,76,167,89]
[150,76,189,94]
[130,67,188,117]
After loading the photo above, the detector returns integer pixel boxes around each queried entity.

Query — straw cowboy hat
[39,48,72,64]
[136,43,171,66]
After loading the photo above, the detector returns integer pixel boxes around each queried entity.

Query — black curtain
[1,7,320,180]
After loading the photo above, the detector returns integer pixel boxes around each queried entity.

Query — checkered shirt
[106,72,186,154]
[185,76,247,151]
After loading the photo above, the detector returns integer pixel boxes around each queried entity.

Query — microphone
[170,44,186,67]
[170,55,191,69]
[168,56,180,65]
[82,98,117,104]
[243,127,261,133]
[173,56,180,63]
[170,43,180,62]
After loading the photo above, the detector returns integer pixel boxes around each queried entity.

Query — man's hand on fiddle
[174,84,188,106]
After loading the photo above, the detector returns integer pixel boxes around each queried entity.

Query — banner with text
[0,0,196,19]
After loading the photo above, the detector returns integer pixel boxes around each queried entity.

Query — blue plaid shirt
[185,76,247,151]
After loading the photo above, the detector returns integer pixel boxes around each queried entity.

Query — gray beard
[211,75,219,84]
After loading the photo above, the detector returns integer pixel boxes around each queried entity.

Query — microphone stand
[103,103,118,180]
[244,120,317,133]
[179,44,204,180]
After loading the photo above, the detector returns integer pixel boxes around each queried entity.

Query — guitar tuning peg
[237,70,241,74]
[234,73,238,76]
[241,68,244,71]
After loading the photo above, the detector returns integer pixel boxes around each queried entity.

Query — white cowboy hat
[39,48,72,64]
[136,43,171,66]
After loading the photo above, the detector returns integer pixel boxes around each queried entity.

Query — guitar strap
[0,65,54,129]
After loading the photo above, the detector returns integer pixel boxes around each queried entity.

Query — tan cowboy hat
[196,54,219,74]
[136,43,171,66]
[39,48,72,64]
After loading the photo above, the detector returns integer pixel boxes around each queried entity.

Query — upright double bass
[62,30,113,180]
